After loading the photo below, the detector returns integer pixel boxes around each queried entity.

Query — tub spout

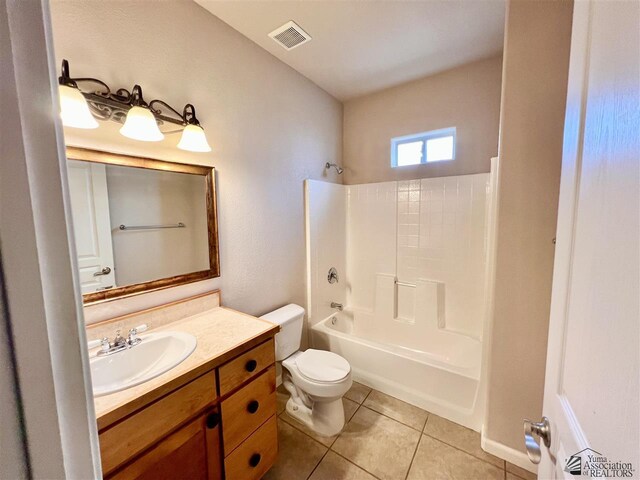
[331,302,343,311]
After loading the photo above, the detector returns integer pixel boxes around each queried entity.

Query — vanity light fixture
[58,61,98,129]
[177,105,211,152]
[119,86,164,142]
[57,59,212,152]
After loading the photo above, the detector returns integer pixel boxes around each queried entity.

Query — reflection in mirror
[65,148,219,303]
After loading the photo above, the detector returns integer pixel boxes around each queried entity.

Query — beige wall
[342,55,502,184]
[484,0,573,454]
[50,1,342,318]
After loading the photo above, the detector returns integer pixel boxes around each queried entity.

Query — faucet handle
[128,323,148,336]
[88,337,111,353]
[134,324,148,333]
[127,324,148,345]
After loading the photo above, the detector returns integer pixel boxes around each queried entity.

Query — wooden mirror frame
[66,147,220,304]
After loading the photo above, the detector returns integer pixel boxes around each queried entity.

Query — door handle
[523,416,551,464]
[94,266,112,276]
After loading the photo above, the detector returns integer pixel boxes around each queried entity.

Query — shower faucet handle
[328,267,339,284]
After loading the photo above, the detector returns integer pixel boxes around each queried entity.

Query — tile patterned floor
[264,382,538,480]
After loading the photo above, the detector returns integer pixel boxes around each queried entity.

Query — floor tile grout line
[361,387,373,403]
[361,387,432,432]
[345,384,373,405]
[279,386,510,478]
[357,404,427,433]
[422,412,430,433]
[305,447,331,480]
[329,449,385,480]
[329,401,363,448]
[403,425,424,480]
[329,402,415,480]
[279,400,362,450]
[319,400,385,480]
[278,414,333,450]
[505,470,533,480]
[422,431,506,471]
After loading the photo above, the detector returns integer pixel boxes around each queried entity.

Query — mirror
[65,147,219,304]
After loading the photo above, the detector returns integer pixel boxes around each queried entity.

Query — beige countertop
[93,306,278,430]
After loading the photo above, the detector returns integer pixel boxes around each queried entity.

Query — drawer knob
[247,400,260,414]
[206,412,220,429]
[245,359,258,372]
[249,453,261,468]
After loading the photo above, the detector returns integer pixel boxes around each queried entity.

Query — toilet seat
[296,349,351,383]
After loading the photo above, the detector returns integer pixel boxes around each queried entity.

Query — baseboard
[481,433,537,474]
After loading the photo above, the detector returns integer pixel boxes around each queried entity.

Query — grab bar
[119,222,185,231]
[395,280,416,288]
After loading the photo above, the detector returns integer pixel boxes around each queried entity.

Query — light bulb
[119,106,164,142]
[177,124,212,152]
[59,85,98,129]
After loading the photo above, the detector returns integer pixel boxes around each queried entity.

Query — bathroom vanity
[88,293,279,480]
[70,148,281,477]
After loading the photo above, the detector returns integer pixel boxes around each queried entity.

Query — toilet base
[285,396,346,437]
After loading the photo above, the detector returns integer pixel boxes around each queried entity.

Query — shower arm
[325,162,344,174]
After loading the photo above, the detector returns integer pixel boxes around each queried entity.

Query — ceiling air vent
[268,21,311,51]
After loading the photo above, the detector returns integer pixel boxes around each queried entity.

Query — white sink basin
[90,331,197,397]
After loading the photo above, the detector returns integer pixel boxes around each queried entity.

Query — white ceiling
[196,0,505,100]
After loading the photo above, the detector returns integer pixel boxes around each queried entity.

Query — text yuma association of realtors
[582,453,634,478]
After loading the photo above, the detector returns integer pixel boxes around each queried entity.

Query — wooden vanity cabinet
[110,409,222,480]
[100,338,277,480]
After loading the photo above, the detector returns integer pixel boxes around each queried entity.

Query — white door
[530,1,640,479]
[67,160,116,293]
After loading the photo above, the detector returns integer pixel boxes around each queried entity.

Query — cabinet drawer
[221,366,276,455]
[100,371,217,475]
[218,339,275,396]
[224,415,277,480]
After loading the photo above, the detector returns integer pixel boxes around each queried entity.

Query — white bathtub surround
[305,164,498,431]
[305,181,347,325]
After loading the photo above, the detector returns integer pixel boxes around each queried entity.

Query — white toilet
[261,304,352,437]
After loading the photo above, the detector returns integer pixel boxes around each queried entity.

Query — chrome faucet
[90,324,147,356]
[330,302,343,311]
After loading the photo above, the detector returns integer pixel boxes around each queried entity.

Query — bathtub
[311,311,483,431]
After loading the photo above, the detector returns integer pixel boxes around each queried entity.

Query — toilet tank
[260,304,305,361]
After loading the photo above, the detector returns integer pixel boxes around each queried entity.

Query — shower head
[325,162,344,175]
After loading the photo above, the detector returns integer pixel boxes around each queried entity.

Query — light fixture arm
[129,85,148,108]
[59,59,111,94]
[148,99,189,125]
[183,104,200,126]
[59,59,204,131]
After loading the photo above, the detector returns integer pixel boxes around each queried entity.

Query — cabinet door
[109,410,222,480]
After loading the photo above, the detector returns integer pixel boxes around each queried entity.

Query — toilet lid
[296,349,351,383]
